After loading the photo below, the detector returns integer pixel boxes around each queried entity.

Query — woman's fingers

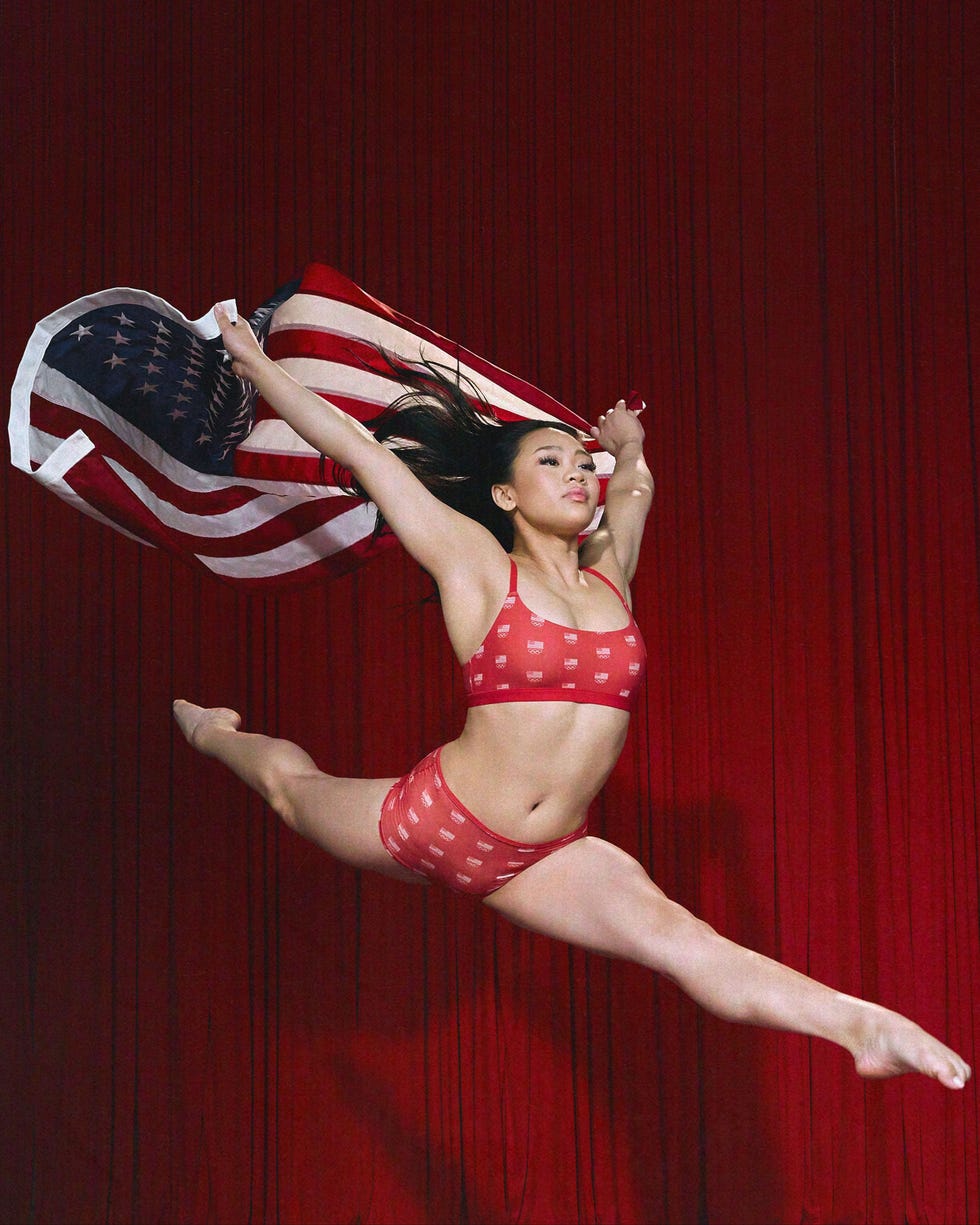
[213,302,266,379]
[214,299,238,321]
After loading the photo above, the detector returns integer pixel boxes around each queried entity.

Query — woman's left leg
[172,700,421,882]
[484,835,971,1089]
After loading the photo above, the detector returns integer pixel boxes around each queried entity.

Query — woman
[174,303,970,1091]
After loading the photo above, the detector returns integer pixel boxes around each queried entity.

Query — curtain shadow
[635,797,793,1225]
[271,791,797,1224]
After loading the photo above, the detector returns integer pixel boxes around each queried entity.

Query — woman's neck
[509,531,583,587]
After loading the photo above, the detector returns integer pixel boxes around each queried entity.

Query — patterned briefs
[379,747,588,897]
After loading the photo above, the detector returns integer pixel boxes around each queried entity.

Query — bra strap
[583,566,630,613]
[507,557,519,595]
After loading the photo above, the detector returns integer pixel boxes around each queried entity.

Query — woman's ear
[491,482,516,511]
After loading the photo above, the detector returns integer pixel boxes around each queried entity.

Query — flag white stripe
[102,457,345,540]
[198,502,378,578]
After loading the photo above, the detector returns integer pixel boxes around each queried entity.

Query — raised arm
[217,306,503,587]
[578,400,654,584]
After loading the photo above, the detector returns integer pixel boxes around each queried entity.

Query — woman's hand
[589,397,646,456]
[214,303,268,382]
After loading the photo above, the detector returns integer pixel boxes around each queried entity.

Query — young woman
[174,303,970,1091]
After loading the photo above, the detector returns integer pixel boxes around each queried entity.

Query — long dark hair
[344,353,582,551]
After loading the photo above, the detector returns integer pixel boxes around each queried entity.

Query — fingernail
[953,1075,965,1088]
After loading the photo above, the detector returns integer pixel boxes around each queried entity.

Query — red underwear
[379,748,588,897]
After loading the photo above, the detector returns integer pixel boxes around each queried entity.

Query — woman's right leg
[172,700,423,883]
[485,836,972,1089]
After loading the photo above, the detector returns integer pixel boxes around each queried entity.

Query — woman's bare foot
[848,1001,971,1089]
[172,699,242,754]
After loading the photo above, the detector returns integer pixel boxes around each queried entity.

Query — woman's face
[493,427,599,531]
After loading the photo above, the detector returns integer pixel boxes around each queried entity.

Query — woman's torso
[438,558,645,843]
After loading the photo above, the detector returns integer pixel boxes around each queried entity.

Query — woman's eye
[539,456,559,466]
[580,462,597,472]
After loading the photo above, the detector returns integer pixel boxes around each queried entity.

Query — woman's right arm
[579,402,653,585]
[217,306,503,585]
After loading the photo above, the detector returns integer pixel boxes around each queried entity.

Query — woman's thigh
[483,835,693,965]
[286,772,425,884]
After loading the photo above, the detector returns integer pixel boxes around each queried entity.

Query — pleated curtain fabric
[2,2,978,1222]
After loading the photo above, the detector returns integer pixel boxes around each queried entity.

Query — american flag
[9,263,611,590]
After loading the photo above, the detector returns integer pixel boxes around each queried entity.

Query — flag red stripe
[59,453,376,560]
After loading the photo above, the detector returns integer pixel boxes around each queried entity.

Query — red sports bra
[462,560,647,711]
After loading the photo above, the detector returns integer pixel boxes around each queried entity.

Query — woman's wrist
[609,437,646,461]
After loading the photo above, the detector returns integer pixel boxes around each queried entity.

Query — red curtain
[3,2,978,1222]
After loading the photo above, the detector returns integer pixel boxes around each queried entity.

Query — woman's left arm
[578,401,654,584]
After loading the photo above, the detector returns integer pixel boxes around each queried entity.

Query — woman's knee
[630,893,720,975]
[571,843,708,964]
[588,852,717,969]
[253,742,324,829]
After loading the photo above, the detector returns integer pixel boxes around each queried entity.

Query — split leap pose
[174,304,970,1091]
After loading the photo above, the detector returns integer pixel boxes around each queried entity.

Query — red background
[2,2,978,1222]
